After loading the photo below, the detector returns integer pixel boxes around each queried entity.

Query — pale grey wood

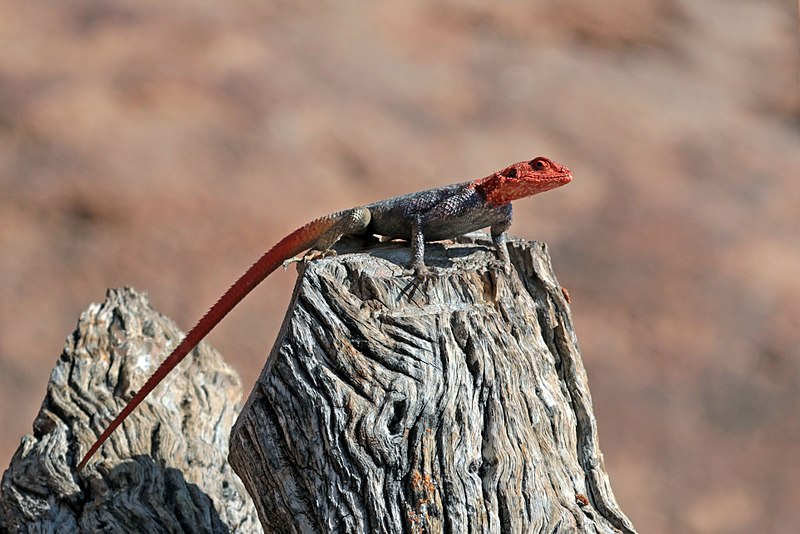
[0,288,261,534]
[230,234,636,534]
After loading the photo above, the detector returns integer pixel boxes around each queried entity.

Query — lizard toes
[490,258,512,276]
[304,249,336,262]
[282,249,337,269]
[405,264,436,279]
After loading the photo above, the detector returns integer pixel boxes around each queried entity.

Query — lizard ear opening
[503,167,518,178]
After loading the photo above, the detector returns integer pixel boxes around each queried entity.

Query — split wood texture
[229,234,636,533]
[0,288,261,533]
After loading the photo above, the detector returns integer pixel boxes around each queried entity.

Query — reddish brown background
[1,1,798,532]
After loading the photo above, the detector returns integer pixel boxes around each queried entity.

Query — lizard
[76,155,572,470]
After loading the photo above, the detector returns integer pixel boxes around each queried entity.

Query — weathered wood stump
[0,288,260,533]
[229,235,636,533]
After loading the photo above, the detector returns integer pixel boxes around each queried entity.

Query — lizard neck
[471,173,524,206]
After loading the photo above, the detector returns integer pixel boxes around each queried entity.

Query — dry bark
[0,288,260,533]
[229,234,636,534]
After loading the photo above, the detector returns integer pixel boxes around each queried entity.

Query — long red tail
[77,216,336,470]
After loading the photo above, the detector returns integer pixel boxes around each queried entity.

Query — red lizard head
[473,156,573,206]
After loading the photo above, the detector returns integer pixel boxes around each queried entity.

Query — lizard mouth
[551,171,573,184]
[536,171,572,193]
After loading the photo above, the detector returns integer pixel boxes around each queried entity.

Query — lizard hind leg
[283,207,371,267]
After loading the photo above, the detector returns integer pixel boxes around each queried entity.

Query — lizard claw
[399,263,437,299]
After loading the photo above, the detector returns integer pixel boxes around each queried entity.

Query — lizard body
[77,156,572,470]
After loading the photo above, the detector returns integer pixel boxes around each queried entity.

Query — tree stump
[229,234,636,533]
[0,288,261,533]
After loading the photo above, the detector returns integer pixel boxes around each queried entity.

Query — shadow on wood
[0,288,260,533]
[229,235,636,533]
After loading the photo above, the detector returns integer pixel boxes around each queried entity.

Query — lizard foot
[282,249,337,269]
[403,264,437,279]
[489,258,513,276]
[399,264,437,299]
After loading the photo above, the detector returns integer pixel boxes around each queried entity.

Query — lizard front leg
[409,215,430,276]
[490,204,513,272]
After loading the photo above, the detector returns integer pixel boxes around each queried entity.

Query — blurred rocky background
[0,1,797,532]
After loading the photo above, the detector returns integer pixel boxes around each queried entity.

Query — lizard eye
[530,158,549,171]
